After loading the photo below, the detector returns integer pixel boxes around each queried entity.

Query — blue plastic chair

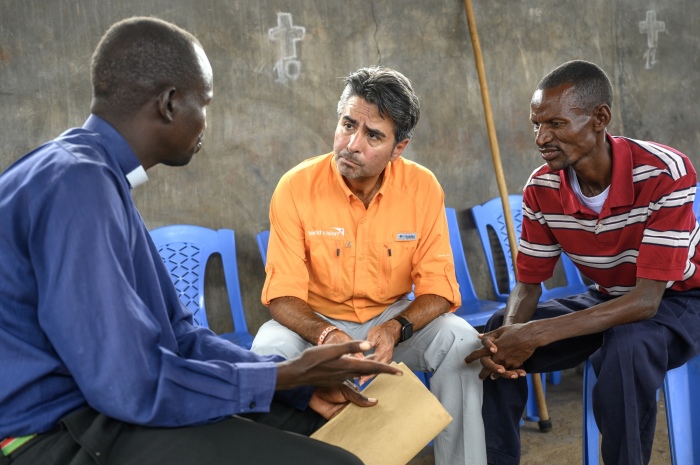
[664,354,700,464]
[445,207,505,328]
[150,225,254,349]
[582,354,700,465]
[256,230,270,266]
[693,182,700,220]
[471,195,588,303]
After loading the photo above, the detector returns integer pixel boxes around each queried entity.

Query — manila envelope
[311,362,452,465]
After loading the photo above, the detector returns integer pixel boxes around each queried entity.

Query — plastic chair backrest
[693,183,700,221]
[471,195,522,301]
[149,225,252,348]
[446,207,483,308]
[583,354,700,465]
[256,230,270,266]
[445,208,505,328]
[472,194,587,302]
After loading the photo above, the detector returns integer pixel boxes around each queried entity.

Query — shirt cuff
[234,362,279,414]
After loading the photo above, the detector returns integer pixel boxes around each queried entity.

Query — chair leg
[582,359,599,465]
[663,358,697,465]
[548,371,562,385]
[524,373,546,421]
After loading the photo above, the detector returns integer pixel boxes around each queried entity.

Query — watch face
[395,316,413,343]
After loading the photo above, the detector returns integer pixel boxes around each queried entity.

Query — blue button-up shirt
[0,115,311,437]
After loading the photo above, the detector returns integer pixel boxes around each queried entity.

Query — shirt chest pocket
[307,235,346,296]
[372,235,418,297]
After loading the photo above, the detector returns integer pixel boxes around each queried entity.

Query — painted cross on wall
[639,10,666,70]
[269,12,306,84]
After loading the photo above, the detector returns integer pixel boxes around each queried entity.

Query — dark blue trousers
[482,288,700,465]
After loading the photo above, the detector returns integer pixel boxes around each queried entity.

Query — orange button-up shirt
[261,153,461,323]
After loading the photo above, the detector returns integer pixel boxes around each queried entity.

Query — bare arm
[525,278,665,345]
[466,278,666,379]
[502,281,542,326]
[269,296,352,345]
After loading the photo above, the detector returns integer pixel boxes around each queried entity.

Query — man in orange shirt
[252,66,486,465]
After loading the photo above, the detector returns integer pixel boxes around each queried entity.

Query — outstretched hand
[309,380,378,419]
[275,340,402,390]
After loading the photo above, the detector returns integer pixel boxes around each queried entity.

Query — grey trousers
[251,299,487,465]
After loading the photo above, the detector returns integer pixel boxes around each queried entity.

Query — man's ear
[592,103,611,132]
[390,139,409,161]
[157,87,177,122]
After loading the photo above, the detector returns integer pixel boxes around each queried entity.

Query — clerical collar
[126,166,148,189]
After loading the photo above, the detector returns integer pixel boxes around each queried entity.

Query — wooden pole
[462,0,551,432]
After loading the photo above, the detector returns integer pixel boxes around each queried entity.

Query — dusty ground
[407,368,671,465]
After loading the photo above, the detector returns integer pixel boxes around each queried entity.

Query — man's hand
[464,325,533,380]
[357,322,399,385]
[308,380,378,419]
[323,329,360,356]
[275,340,402,390]
[323,330,364,360]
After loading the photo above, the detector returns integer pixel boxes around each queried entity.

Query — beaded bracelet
[317,325,339,345]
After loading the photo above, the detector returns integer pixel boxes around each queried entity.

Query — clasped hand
[464,323,536,380]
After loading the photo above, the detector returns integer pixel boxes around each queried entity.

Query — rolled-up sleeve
[262,174,310,305]
[411,179,461,310]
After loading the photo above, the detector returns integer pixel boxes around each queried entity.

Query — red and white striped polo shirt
[518,134,700,296]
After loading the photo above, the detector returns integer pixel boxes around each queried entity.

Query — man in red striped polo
[466,60,700,465]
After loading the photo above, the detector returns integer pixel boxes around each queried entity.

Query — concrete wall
[1,0,698,334]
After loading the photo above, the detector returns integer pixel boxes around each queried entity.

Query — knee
[251,321,308,358]
[431,315,481,363]
[591,325,666,396]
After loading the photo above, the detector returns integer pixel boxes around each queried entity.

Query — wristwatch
[392,315,413,346]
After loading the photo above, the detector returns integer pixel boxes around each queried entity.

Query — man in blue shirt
[0,17,400,465]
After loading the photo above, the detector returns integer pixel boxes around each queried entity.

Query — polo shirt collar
[83,114,149,189]
[560,133,633,215]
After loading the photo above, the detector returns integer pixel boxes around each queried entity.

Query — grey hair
[336,66,420,143]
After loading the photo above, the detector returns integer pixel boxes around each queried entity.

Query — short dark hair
[91,17,202,117]
[336,66,420,143]
[537,60,613,112]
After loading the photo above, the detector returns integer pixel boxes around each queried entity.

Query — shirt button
[359,255,364,261]
[358,291,364,295]
[361,218,367,224]
[249,401,256,409]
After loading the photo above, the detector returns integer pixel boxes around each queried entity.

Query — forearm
[400,294,451,330]
[527,278,666,347]
[383,294,451,343]
[503,282,541,325]
[269,296,335,345]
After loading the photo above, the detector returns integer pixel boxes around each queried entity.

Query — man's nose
[347,132,362,152]
[534,126,550,147]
